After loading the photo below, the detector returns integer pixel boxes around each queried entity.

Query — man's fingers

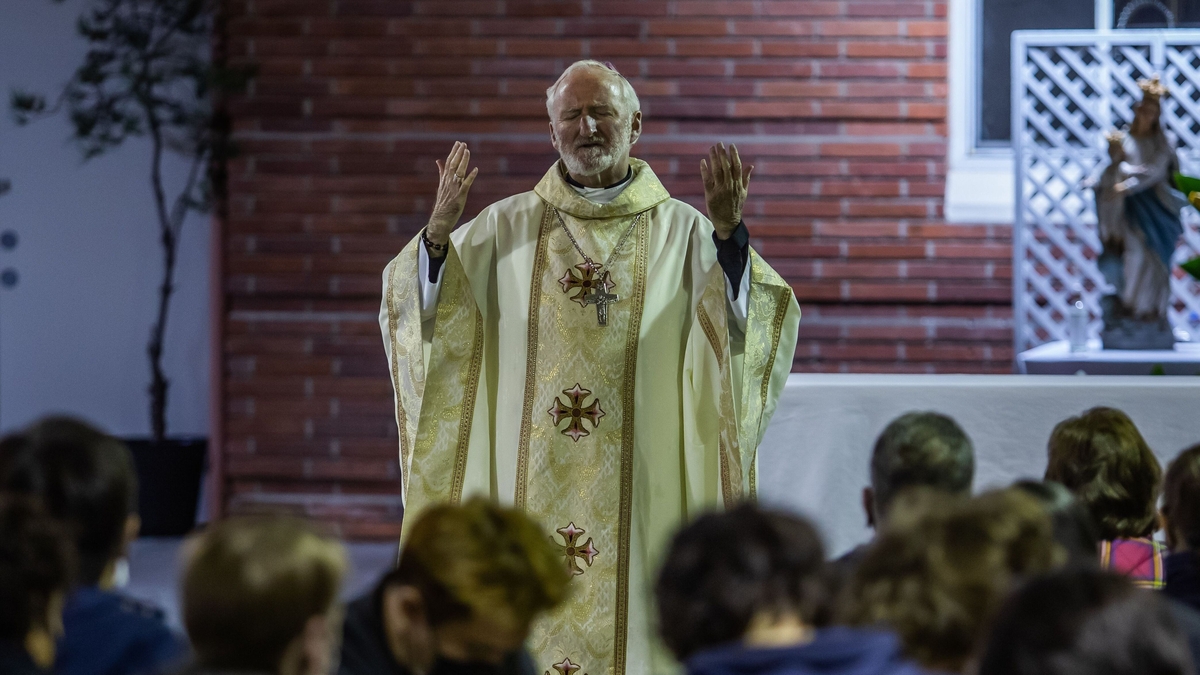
[700,158,712,188]
[446,141,462,166]
[730,145,743,182]
[709,146,726,184]
[743,164,755,188]
[461,166,479,191]
[435,159,445,178]
[449,143,467,175]
[710,142,729,182]
[449,142,468,174]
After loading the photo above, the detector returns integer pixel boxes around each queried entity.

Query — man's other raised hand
[700,143,753,240]
[427,141,479,253]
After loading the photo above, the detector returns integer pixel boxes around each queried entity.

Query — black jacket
[338,584,536,675]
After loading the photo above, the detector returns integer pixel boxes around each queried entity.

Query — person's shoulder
[101,590,181,649]
[479,191,544,221]
[60,589,187,675]
[660,197,706,222]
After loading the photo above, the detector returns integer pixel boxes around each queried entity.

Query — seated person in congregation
[1016,478,1200,666]
[177,516,346,675]
[339,498,570,675]
[653,504,924,675]
[978,569,1191,675]
[833,411,974,579]
[0,417,187,675]
[839,488,1061,672]
[1044,407,1165,587]
[0,496,76,675]
[1161,442,1200,611]
[1011,480,1102,565]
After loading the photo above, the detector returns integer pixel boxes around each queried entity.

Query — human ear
[862,487,876,529]
[122,514,141,550]
[383,585,435,673]
[629,110,642,145]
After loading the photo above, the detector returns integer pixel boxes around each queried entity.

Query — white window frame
[945,0,1114,223]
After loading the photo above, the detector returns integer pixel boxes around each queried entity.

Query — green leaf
[1175,173,1200,196]
[1183,255,1200,281]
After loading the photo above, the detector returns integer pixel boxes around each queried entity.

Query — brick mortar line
[227,492,403,506]
[228,310,379,322]
[232,131,946,143]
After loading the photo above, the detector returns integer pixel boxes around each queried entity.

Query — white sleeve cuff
[725,261,749,332]
[418,242,445,321]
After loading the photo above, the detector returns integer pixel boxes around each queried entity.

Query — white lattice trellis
[1013,29,1200,352]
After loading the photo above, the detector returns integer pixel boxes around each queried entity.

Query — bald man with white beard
[380,60,800,675]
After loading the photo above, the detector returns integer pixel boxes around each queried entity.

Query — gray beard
[557,136,632,179]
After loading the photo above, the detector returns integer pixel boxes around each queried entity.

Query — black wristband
[713,221,750,299]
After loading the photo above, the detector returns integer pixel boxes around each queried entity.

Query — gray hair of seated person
[870,411,975,518]
[545,60,641,118]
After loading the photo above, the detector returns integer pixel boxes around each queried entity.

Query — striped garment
[1100,537,1167,589]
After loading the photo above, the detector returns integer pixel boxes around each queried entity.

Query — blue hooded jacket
[685,628,925,675]
[56,586,188,675]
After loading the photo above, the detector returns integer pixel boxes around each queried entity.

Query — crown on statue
[1138,75,1169,101]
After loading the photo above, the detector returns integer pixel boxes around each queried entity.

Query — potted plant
[12,0,245,534]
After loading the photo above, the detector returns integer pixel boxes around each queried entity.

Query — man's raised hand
[426,141,479,252]
[700,143,753,240]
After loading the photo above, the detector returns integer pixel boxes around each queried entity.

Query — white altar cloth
[757,374,1200,557]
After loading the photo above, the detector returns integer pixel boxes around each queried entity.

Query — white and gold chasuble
[380,159,800,675]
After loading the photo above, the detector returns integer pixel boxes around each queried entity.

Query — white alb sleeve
[418,243,446,321]
[725,263,749,332]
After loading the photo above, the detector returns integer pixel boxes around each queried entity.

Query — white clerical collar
[565,168,633,205]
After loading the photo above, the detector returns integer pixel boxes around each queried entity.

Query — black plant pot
[126,437,207,537]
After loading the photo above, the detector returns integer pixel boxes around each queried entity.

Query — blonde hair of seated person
[183,517,348,675]
[840,488,1064,673]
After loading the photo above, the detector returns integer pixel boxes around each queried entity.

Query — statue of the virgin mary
[1093,75,1185,349]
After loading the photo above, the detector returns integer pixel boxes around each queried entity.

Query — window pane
[979,0,1094,144]
[1114,0,1200,28]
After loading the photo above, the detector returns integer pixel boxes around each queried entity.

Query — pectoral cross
[583,289,619,327]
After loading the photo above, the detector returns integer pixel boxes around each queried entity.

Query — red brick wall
[219,0,1011,536]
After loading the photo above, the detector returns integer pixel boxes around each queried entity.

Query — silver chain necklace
[553,208,642,271]
[553,208,643,326]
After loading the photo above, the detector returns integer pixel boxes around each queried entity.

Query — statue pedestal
[1018,340,1200,375]
[1100,307,1176,350]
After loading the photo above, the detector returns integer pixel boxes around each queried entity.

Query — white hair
[545,60,641,118]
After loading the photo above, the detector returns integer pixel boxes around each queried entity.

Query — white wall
[0,0,210,437]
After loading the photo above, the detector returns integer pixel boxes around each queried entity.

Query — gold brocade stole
[516,204,648,675]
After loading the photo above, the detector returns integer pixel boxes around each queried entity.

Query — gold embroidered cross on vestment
[553,209,643,327]
[547,383,605,441]
[554,522,599,576]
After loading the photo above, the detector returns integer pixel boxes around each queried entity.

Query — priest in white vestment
[380,60,800,675]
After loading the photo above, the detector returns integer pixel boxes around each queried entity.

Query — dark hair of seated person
[1012,479,1101,566]
[0,417,137,585]
[1163,443,1200,551]
[1044,406,1161,540]
[0,495,76,672]
[653,503,827,661]
[978,569,1192,675]
[869,411,974,522]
